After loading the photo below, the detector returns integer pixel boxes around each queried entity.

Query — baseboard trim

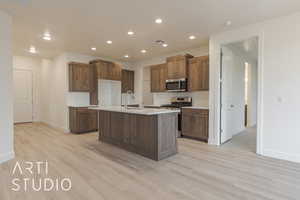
[0,151,15,164]
[39,122,70,133]
[263,149,300,163]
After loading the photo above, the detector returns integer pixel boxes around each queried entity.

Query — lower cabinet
[69,107,98,133]
[98,111,177,161]
[181,108,209,142]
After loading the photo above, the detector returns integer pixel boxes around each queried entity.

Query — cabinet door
[150,64,166,92]
[99,111,111,140]
[77,111,92,132]
[188,56,209,91]
[182,109,209,141]
[167,60,178,79]
[69,63,90,92]
[151,66,160,92]
[110,112,124,145]
[135,115,156,158]
[122,70,134,93]
[123,114,137,151]
[159,64,167,91]
[200,56,209,90]
[166,55,192,79]
[110,63,122,81]
[89,64,98,105]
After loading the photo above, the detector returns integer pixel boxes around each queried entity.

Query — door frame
[209,31,264,155]
[13,68,34,123]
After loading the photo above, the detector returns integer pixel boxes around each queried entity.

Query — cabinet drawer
[182,108,209,115]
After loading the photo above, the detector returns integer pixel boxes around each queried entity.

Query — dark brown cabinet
[166,54,193,80]
[89,64,98,105]
[150,63,167,92]
[90,59,122,81]
[182,108,209,142]
[188,56,209,91]
[69,62,90,92]
[69,107,98,133]
[121,69,134,93]
[98,111,177,161]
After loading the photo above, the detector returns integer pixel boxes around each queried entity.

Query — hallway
[221,126,257,153]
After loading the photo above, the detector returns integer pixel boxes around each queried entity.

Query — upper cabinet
[69,62,90,92]
[188,56,209,91]
[150,63,167,92]
[122,69,135,93]
[90,59,122,81]
[166,54,193,80]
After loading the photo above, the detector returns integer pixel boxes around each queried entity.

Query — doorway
[219,37,258,152]
[13,69,33,123]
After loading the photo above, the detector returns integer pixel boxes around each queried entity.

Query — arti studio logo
[11,161,72,192]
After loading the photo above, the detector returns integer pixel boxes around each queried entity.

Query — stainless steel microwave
[165,78,187,92]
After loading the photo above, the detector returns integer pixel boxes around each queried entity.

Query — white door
[220,47,246,144]
[13,69,33,123]
[220,48,235,144]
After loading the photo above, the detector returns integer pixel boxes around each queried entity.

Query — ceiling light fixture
[141,49,147,53]
[124,55,129,58]
[29,46,37,54]
[226,20,232,26]
[127,31,134,35]
[162,43,168,47]
[91,47,96,51]
[155,18,162,24]
[189,35,196,40]
[106,40,112,44]
[43,32,51,41]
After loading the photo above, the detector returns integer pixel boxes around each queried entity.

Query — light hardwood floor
[0,123,300,200]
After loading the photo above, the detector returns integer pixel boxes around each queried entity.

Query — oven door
[166,79,187,92]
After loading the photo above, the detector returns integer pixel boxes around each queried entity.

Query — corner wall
[0,11,14,163]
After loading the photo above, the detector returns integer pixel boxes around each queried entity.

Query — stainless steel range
[161,97,192,135]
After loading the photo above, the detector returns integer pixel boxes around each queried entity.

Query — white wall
[0,11,14,163]
[13,56,42,121]
[210,12,300,163]
[133,45,210,106]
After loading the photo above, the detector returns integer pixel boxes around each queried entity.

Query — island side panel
[157,113,178,160]
[98,110,158,160]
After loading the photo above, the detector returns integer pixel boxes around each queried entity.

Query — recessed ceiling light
[226,20,232,26]
[91,47,96,51]
[127,31,134,35]
[106,40,112,44]
[189,35,196,40]
[162,43,168,47]
[141,49,147,53]
[124,55,129,58]
[43,32,51,41]
[155,18,162,24]
[29,46,37,54]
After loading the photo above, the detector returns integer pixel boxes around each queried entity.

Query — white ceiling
[1,0,300,62]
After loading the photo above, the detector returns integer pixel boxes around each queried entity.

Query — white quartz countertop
[182,106,209,110]
[88,106,180,115]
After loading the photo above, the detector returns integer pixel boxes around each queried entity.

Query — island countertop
[88,106,180,115]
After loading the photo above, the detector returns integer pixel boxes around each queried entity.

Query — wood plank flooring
[0,123,299,200]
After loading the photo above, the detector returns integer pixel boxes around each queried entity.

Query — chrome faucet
[125,90,134,109]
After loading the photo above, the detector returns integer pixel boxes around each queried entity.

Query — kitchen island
[89,106,179,161]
